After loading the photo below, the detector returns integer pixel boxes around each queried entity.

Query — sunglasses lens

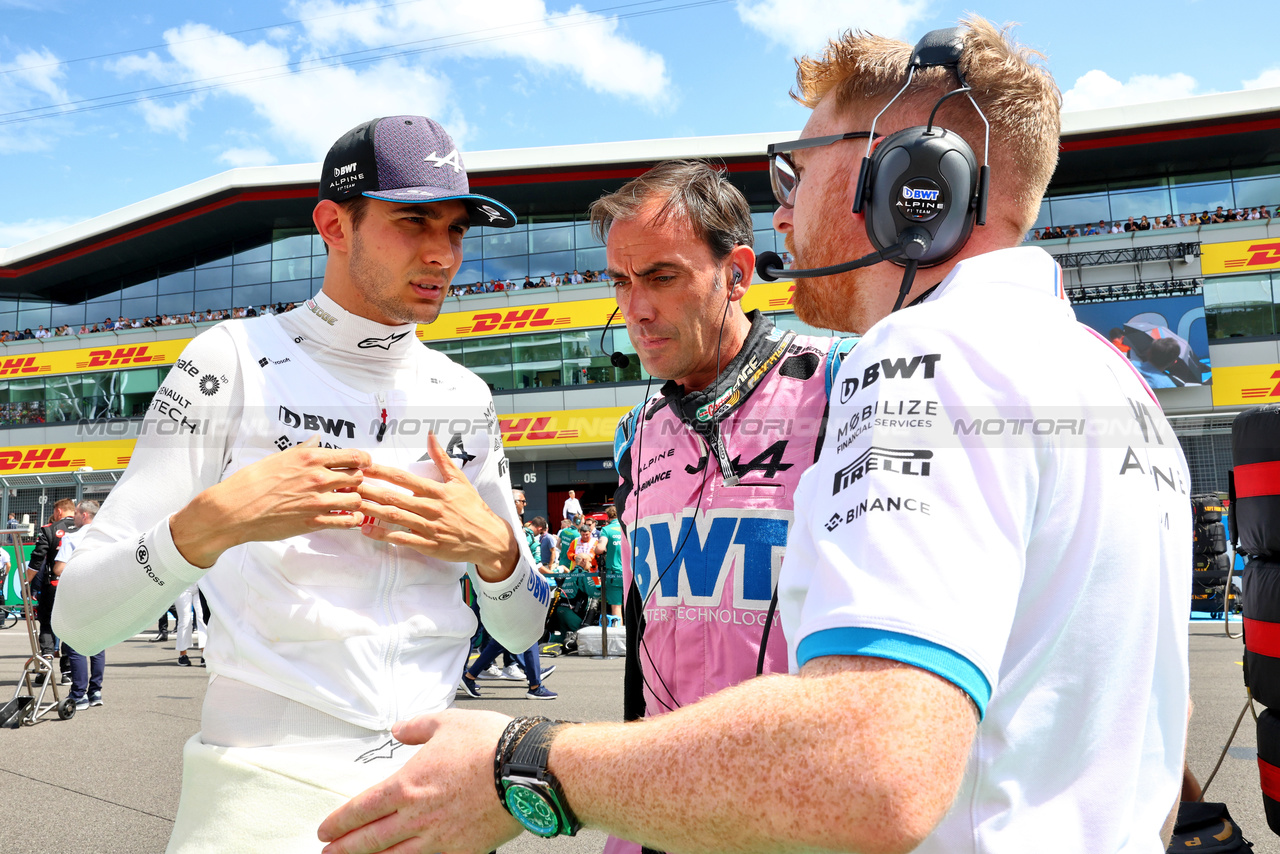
[770,154,797,208]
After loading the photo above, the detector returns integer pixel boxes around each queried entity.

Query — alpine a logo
[832,446,933,495]
[423,149,463,172]
[358,331,411,350]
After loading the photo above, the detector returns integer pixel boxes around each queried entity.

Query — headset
[757,26,990,314]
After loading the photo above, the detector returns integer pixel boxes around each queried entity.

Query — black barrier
[1232,404,1280,558]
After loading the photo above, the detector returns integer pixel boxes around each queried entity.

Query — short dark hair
[589,160,753,262]
[343,195,370,229]
[531,516,548,530]
[1148,337,1181,371]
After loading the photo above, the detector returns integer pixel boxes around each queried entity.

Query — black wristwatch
[499,720,580,838]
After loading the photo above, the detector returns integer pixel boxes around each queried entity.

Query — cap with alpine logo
[320,115,517,229]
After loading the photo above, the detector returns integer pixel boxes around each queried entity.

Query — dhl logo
[0,447,84,472]
[499,416,580,443]
[1221,241,1280,270]
[457,307,570,335]
[0,356,51,377]
[1241,369,1280,399]
[76,345,165,369]
[767,284,796,309]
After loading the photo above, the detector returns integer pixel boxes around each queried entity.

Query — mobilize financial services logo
[840,353,942,404]
[832,447,933,495]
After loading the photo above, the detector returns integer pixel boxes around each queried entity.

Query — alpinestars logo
[832,447,933,495]
[423,149,463,172]
[446,433,476,466]
[358,331,412,350]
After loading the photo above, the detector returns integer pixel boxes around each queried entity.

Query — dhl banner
[0,440,135,474]
[0,339,190,381]
[498,406,629,447]
[417,279,797,342]
[0,409,626,473]
[1211,364,1280,407]
[1202,239,1280,276]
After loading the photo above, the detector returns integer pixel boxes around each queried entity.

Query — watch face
[505,784,560,837]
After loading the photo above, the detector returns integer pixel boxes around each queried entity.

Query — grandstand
[0,86,1278,520]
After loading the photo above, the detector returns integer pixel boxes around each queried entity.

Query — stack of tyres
[1191,493,1234,614]
[1232,404,1280,832]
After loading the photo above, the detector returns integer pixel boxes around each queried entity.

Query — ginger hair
[792,16,1061,235]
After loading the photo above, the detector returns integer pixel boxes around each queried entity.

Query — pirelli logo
[1203,239,1280,275]
[0,356,51,377]
[76,346,167,369]
[0,447,84,472]
[457,308,567,335]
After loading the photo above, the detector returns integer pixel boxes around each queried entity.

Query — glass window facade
[20,210,792,333]
[1204,273,1280,339]
[1031,166,1280,232]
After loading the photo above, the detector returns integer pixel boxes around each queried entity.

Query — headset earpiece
[861,124,979,268]
[731,267,742,286]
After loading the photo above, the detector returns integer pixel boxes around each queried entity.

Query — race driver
[318,21,1188,854]
[53,115,549,852]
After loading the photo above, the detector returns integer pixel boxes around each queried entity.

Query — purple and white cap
[319,115,516,228]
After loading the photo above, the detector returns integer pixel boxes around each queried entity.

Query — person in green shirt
[556,518,579,572]
[595,506,625,622]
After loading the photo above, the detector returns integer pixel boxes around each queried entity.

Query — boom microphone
[754,228,932,283]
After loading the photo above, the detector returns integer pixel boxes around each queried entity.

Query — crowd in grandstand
[0,303,300,342]
[451,268,611,295]
[1030,205,1273,240]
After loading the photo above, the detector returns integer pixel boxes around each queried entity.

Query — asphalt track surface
[0,618,1275,853]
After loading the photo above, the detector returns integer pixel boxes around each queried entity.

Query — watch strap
[508,720,565,770]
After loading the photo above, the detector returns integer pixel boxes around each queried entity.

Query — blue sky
[2,0,1277,249]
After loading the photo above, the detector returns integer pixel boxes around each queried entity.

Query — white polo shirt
[781,247,1190,853]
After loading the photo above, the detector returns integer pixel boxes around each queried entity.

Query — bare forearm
[550,658,976,854]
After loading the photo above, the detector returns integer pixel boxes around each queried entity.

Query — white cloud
[1061,70,1202,112]
[289,0,670,104]
[0,216,84,250]
[217,146,279,167]
[0,48,72,153]
[112,22,457,159]
[1243,68,1280,90]
[735,0,930,55]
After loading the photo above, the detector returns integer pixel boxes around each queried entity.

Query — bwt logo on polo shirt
[278,406,357,439]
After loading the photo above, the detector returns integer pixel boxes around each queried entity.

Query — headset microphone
[753,228,931,283]
[602,306,630,368]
